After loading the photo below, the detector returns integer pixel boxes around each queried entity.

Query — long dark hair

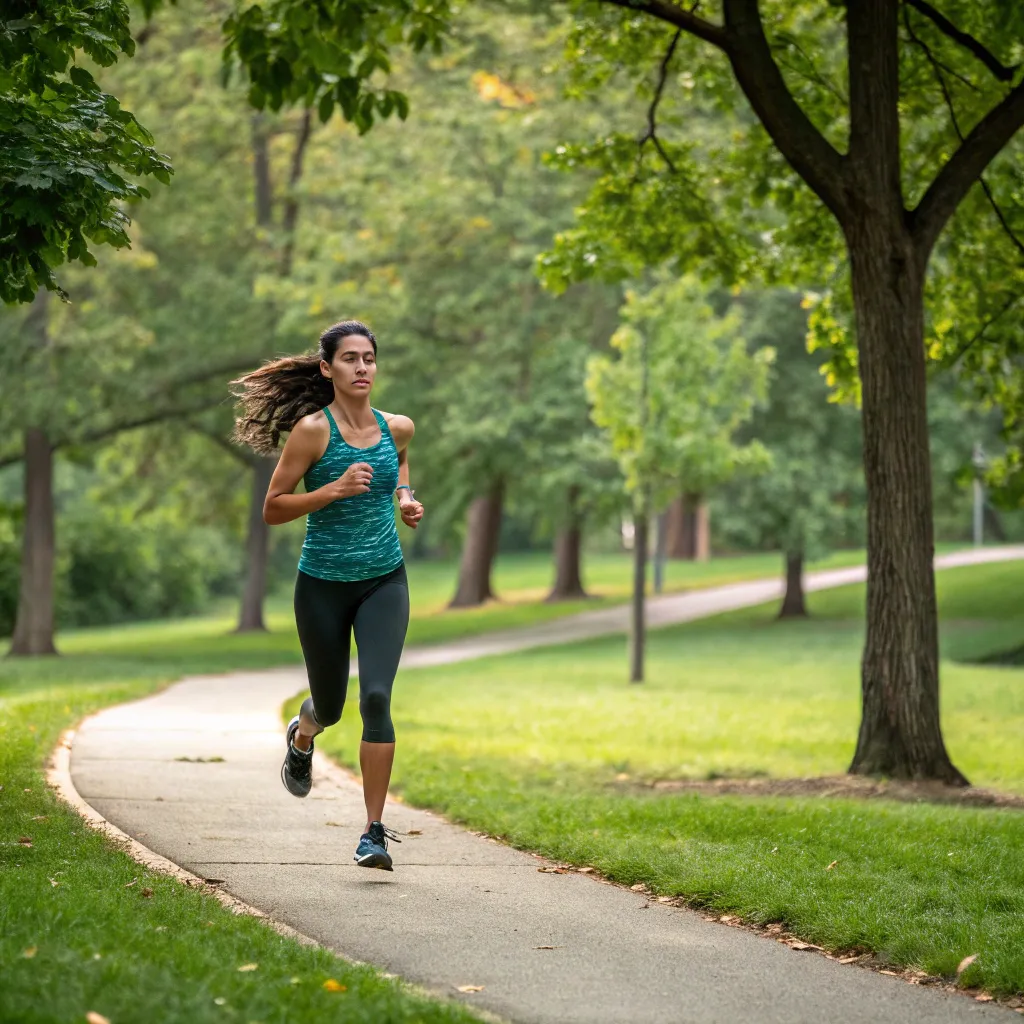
[232,320,377,454]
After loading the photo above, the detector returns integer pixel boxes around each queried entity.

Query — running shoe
[281,715,314,798]
[354,821,402,871]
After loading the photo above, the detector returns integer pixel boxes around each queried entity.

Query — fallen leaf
[205,878,225,885]
[577,867,595,874]
[23,947,36,958]
[630,883,647,892]
[406,829,423,836]
[17,836,32,847]
[214,997,226,1006]
[614,772,630,781]
[657,896,675,904]
[770,846,778,854]
[826,861,838,871]
[85,1013,111,1024]
[765,924,783,936]
[456,985,484,993]
[124,879,137,888]
[48,877,59,887]
[31,815,48,821]
[325,822,343,827]
[140,887,153,898]
[322,979,346,992]
[537,867,566,874]
[838,956,860,964]
[719,914,741,924]
[237,963,258,972]
[23,788,31,793]
[785,940,820,951]
[976,994,994,1003]
[289,977,301,985]
[957,954,979,976]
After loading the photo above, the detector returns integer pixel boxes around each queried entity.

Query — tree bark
[778,550,807,618]
[235,457,275,633]
[546,486,588,602]
[629,511,649,683]
[449,482,504,608]
[846,225,966,784]
[10,428,57,656]
[664,493,709,560]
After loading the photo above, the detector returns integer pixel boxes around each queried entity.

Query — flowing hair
[232,320,377,454]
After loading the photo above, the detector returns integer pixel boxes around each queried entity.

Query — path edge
[47,721,323,947]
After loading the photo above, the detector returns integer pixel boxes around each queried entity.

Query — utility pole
[972,442,986,548]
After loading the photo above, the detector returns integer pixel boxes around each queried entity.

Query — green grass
[0,548,824,1021]
[309,559,1024,997]
[0,665,483,1024]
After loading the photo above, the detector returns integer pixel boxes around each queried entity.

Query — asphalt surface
[69,547,1024,1023]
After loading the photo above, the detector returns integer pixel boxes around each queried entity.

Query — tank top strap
[372,408,394,443]
[323,406,342,443]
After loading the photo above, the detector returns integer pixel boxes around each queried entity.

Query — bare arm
[263,413,373,526]
[385,413,424,530]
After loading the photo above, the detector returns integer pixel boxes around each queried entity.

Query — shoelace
[287,745,312,780]
[368,823,402,848]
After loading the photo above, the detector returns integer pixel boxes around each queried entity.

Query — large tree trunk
[10,428,57,656]
[846,224,966,784]
[778,550,807,618]
[449,482,504,608]
[546,486,588,602]
[629,511,648,683]
[664,493,710,560]
[235,457,275,633]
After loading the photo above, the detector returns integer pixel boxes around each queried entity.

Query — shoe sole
[354,852,394,871]
[281,716,312,798]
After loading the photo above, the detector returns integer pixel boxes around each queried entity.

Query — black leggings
[293,564,409,743]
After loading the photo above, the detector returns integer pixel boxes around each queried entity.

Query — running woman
[232,320,423,871]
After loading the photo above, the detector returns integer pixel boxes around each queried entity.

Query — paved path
[69,548,1024,1023]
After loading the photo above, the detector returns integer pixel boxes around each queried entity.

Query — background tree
[543,0,1024,784]
[587,275,771,681]
[714,289,864,617]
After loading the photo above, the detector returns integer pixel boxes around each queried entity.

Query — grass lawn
[310,558,1024,997]
[0,548,817,1022]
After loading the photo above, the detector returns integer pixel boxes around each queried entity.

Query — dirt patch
[626,774,1024,810]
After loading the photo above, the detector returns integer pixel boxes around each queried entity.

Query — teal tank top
[297,408,404,582]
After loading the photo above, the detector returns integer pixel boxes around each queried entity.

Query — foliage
[586,275,772,515]
[714,289,863,560]
[0,0,171,303]
[222,0,451,133]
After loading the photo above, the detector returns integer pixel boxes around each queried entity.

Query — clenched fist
[330,462,373,500]
[399,494,424,529]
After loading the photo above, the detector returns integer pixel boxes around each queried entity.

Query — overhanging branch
[638,29,682,172]
[905,0,1018,83]
[912,77,1024,255]
[598,0,730,51]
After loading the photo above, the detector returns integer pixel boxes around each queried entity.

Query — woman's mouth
[353,380,370,387]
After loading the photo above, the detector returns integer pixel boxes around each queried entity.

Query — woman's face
[323,335,376,397]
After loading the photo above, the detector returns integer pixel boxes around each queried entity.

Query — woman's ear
[320,358,332,379]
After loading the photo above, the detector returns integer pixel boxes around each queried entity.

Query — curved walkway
[67,549,1024,1024]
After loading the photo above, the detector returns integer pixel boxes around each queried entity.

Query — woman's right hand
[329,462,373,500]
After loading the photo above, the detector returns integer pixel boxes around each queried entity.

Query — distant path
[66,547,1024,1023]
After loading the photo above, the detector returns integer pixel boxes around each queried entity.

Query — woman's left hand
[399,497,424,529]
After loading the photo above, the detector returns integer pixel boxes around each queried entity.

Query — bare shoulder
[381,411,415,449]
[287,410,330,454]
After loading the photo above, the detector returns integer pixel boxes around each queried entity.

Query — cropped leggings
[293,564,409,743]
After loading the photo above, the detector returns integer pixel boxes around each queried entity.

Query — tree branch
[906,8,1024,260]
[721,0,847,219]
[638,29,682,172]
[598,0,729,51]
[912,77,1024,255]
[938,290,1024,369]
[281,108,313,277]
[905,0,1018,83]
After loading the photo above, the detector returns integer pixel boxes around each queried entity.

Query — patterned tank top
[297,407,404,582]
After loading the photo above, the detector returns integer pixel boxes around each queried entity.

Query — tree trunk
[778,550,807,618]
[449,482,504,608]
[664,493,709,560]
[629,511,648,683]
[546,486,588,602]
[846,224,966,784]
[10,428,57,656]
[235,457,275,633]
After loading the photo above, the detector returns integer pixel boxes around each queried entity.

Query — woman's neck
[330,392,375,427]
